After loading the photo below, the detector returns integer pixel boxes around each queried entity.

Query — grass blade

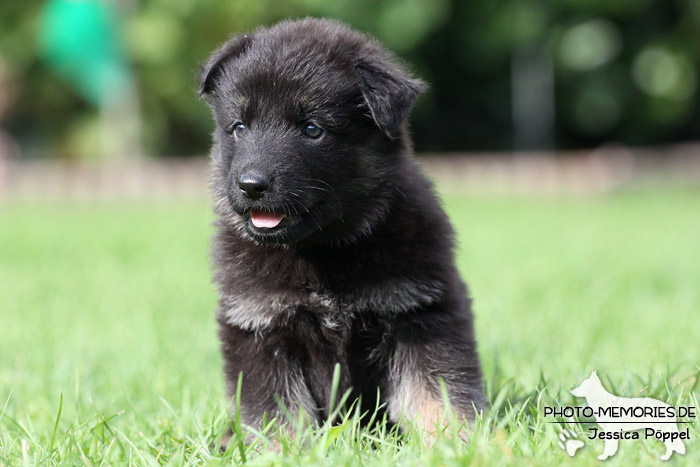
[49,392,63,455]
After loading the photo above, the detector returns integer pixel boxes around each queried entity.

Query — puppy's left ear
[355,52,426,136]
[199,34,253,97]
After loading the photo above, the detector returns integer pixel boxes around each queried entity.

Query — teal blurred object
[39,0,131,107]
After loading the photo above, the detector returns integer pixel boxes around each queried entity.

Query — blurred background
[1,0,700,162]
[1,0,699,198]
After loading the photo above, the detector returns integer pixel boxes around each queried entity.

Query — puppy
[200,18,486,440]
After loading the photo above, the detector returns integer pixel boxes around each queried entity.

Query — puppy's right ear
[199,34,253,96]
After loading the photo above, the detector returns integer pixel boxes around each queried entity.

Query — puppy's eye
[227,122,246,139]
[302,122,324,139]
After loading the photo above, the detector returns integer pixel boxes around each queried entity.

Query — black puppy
[200,18,485,439]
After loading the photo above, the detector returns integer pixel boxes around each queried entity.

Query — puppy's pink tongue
[250,211,284,228]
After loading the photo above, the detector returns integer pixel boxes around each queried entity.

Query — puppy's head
[201,18,424,245]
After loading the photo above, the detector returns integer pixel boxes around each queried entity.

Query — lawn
[0,188,698,465]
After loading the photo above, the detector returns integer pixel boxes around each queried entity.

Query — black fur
[200,18,485,437]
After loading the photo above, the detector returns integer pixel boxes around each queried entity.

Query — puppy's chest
[219,240,445,332]
[219,286,343,331]
[220,276,444,332]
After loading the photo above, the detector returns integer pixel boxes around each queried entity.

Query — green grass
[1,188,699,465]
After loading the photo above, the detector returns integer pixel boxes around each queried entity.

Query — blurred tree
[0,0,699,158]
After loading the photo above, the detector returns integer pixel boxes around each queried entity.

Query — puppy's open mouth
[241,203,324,243]
[249,210,287,229]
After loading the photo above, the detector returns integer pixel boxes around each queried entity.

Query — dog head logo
[567,370,688,461]
[570,370,603,398]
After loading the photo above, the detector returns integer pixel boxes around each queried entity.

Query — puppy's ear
[199,34,253,96]
[355,53,425,136]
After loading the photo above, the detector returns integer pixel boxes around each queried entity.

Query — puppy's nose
[238,173,270,200]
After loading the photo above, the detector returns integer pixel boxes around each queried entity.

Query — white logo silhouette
[570,370,686,461]
[558,429,584,456]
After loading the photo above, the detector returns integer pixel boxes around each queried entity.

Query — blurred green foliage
[40,0,131,106]
[1,0,700,158]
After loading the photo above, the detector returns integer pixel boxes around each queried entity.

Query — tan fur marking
[389,373,443,430]
[389,372,473,443]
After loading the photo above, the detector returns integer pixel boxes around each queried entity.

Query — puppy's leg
[386,358,446,436]
[386,309,485,440]
[218,320,320,448]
